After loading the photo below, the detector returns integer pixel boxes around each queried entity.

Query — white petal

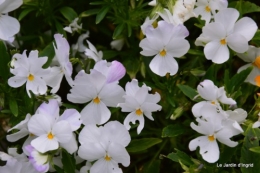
[0,0,23,13]
[31,135,59,153]
[191,101,206,117]
[8,76,26,88]
[253,121,260,128]
[108,142,130,166]
[28,113,52,136]
[78,143,105,161]
[6,128,29,142]
[8,114,31,131]
[204,41,229,64]
[60,134,78,154]
[36,99,59,120]
[227,34,248,53]
[0,15,20,41]
[79,124,102,144]
[53,120,73,143]
[90,158,122,173]
[216,129,238,147]
[202,22,226,40]
[197,80,218,101]
[59,109,82,131]
[124,111,145,134]
[217,87,236,105]
[233,17,257,41]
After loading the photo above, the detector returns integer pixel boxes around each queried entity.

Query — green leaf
[54,165,64,173]
[61,149,76,173]
[124,58,140,79]
[9,98,18,117]
[224,70,231,93]
[55,20,66,35]
[240,125,260,173]
[80,9,100,17]
[230,66,253,92]
[96,6,110,24]
[103,50,119,59]
[0,41,10,81]
[229,1,260,16]
[187,49,204,56]
[59,6,78,22]
[167,149,193,166]
[18,8,35,21]
[113,23,125,39]
[249,146,260,154]
[126,138,162,153]
[251,30,260,46]
[203,64,220,82]
[143,160,161,173]
[162,124,185,138]
[39,43,55,68]
[177,84,198,101]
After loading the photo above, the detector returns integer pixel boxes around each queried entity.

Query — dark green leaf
[61,149,76,173]
[251,30,260,46]
[59,7,78,22]
[126,138,162,153]
[113,23,125,39]
[103,50,119,59]
[162,124,185,138]
[0,41,10,81]
[230,66,253,92]
[167,149,193,166]
[18,8,35,21]
[143,160,161,173]
[90,1,106,5]
[55,20,66,35]
[9,98,18,117]
[177,84,198,101]
[249,146,260,154]
[124,58,140,78]
[229,1,260,16]
[39,43,55,68]
[96,6,110,24]
[80,9,100,17]
[187,49,204,56]
[203,64,220,82]
[54,165,64,173]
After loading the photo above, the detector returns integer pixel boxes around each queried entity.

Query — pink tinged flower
[118,79,162,134]
[67,70,125,125]
[84,40,103,62]
[44,34,73,93]
[8,50,50,97]
[197,8,257,64]
[93,60,126,83]
[189,116,238,163]
[139,21,190,76]
[78,121,131,173]
[25,145,49,173]
[0,0,23,41]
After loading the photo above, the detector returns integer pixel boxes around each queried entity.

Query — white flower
[72,31,89,56]
[0,0,23,41]
[194,0,228,24]
[110,38,124,51]
[118,79,161,134]
[67,70,125,125]
[64,17,82,33]
[237,46,260,86]
[84,40,103,62]
[78,121,131,173]
[192,79,236,117]
[139,21,190,76]
[8,50,50,97]
[140,16,158,35]
[196,8,257,64]
[148,0,156,6]
[253,113,260,128]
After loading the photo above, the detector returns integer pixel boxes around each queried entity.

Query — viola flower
[237,46,260,86]
[63,17,82,33]
[78,121,131,173]
[196,8,257,64]
[140,16,158,35]
[148,0,156,6]
[67,70,125,125]
[192,79,236,117]
[8,50,50,97]
[44,34,73,93]
[253,113,260,128]
[194,0,228,24]
[84,40,103,62]
[110,38,124,51]
[0,0,23,41]
[139,21,190,76]
[118,79,162,134]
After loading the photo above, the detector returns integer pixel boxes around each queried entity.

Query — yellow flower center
[205,6,211,12]
[104,155,111,161]
[160,49,166,57]
[253,56,260,69]
[47,132,54,139]
[28,74,34,81]
[211,101,215,105]
[135,109,143,116]
[93,97,100,104]
[152,21,158,28]
[220,39,226,45]
[254,75,260,87]
[208,135,215,142]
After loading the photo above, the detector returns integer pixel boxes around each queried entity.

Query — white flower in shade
[80,161,92,173]
[118,79,161,134]
[237,46,260,87]
[0,0,23,41]
[140,16,158,35]
[8,50,50,97]
[93,60,126,83]
[0,148,27,163]
[78,121,131,173]
[189,112,238,163]
[68,70,125,125]
[194,0,228,24]
[148,0,156,6]
[44,34,73,93]
[0,158,37,173]
[139,21,190,76]
[196,8,257,64]
[253,113,260,128]
[192,79,236,117]
[25,145,49,173]
[72,31,89,56]
[111,38,124,51]
[84,40,103,62]
[64,17,82,33]
[28,99,81,153]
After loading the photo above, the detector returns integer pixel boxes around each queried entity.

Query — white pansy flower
[237,46,260,87]
[118,79,161,134]
[253,113,260,128]
[140,16,158,35]
[8,50,50,97]
[64,17,82,33]
[196,8,257,64]
[139,21,190,76]
[78,121,131,173]
[148,0,156,6]
[110,38,124,51]
[84,40,103,62]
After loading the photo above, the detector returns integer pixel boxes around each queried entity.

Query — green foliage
[229,1,260,16]
[59,7,78,22]
[61,149,76,173]
[126,138,162,153]
[177,84,198,101]
[162,124,186,138]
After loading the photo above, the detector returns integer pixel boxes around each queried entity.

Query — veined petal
[204,40,229,64]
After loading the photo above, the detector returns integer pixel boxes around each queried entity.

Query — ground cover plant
[1,0,260,172]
